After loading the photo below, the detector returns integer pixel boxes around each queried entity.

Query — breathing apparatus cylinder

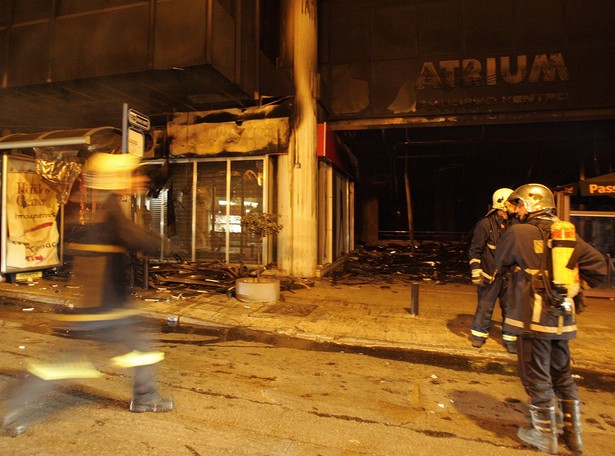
[550,221,580,313]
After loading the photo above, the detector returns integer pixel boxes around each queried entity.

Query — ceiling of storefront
[0,65,252,134]
[337,120,615,232]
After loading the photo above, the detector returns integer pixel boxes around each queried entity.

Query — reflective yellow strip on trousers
[111,350,165,368]
[27,360,103,380]
[471,329,489,339]
[52,308,143,322]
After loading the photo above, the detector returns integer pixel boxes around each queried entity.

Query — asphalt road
[0,301,614,455]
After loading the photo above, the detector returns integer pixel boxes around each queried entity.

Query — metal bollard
[410,282,419,315]
[143,257,149,290]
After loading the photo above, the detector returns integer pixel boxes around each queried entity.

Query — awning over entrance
[555,173,615,197]
[0,127,121,156]
[579,173,615,196]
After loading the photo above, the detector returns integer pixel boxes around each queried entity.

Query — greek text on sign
[587,184,615,195]
[128,128,144,157]
[128,109,150,131]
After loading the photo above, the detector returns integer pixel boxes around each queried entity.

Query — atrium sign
[416,53,569,89]
[326,46,613,121]
[411,52,572,114]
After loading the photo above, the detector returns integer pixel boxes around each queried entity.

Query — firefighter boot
[560,399,583,453]
[518,404,559,455]
[129,365,174,413]
[2,409,26,437]
[1,374,51,436]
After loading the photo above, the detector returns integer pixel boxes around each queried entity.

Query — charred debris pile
[41,240,470,299]
[331,241,470,286]
[135,260,314,299]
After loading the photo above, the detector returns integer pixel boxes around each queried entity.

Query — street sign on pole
[128,109,151,131]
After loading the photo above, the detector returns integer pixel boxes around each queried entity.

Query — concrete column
[360,196,379,246]
[278,0,318,277]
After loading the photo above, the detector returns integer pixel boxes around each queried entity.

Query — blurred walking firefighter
[2,152,173,437]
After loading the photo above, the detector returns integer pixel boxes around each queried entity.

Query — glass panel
[333,171,348,259]
[570,215,615,286]
[195,161,228,261]
[228,160,264,263]
[317,161,330,266]
[571,215,614,256]
[167,162,194,261]
[159,159,265,264]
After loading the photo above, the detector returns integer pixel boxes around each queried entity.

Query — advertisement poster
[5,158,60,269]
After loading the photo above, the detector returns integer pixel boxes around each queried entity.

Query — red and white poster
[5,158,60,269]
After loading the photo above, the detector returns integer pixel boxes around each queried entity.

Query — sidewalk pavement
[1,276,614,375]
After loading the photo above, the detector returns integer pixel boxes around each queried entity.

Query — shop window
[147,158,266,264]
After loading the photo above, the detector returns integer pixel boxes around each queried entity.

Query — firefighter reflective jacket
[468,210,509,283]
[495,215,607,340]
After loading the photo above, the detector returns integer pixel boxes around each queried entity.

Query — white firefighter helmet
[83,152,141,190]
[513,183,556,213]
[491,188,514,211]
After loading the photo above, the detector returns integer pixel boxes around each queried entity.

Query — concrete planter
[235,277,280,303]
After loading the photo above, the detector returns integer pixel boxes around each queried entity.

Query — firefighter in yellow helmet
[496,183,607,454]
[468,188,518,353]
[2,153,173,437]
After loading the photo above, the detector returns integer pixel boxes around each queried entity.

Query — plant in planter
[240,211,283,281]
[235,211,283,303]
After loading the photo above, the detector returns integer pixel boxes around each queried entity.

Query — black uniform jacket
[468,210,508,282]
[495,216,607,340]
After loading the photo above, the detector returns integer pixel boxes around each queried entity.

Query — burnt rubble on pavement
[330,242,471,286]
[37,259,315,302]
[140,259,240,295]
[133,259,316,299]
[37,240,470,300]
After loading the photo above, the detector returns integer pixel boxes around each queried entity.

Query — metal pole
[121,103,128,153]
[410,282,419,315]
[404,155,416,256]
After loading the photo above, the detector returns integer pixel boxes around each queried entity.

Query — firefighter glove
[574,293,586,314]
[471,268,485,286]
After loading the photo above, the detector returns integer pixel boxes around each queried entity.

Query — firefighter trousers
[2,316,159,419]
[517,335,579,408]
[471,275,516,346]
